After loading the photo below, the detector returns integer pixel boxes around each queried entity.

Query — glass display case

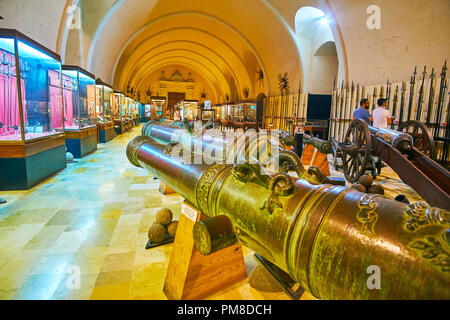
[95,79,116,143]
[181,100,199,121]
[61,65,97,158]
[61,66,96,130]
[233,101,260,131]
[232,104,244,121]
[213,104,222,120]
[144,104,151,121]
[113,91,127,134]
[0,29,66,190]
[151,97,166,120]
[245,103,257,121]
[95,80,113,124]
[200,108,216,127]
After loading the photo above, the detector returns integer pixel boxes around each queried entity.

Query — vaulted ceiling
[66,0,303,102]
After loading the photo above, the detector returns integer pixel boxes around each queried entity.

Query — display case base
[65,127,98,158]
[114,120,126,134]
[99,127,116,143]
[0,137,67,190]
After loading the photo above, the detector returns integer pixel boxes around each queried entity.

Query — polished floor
[0,125,423,300]
[0,125,309,300]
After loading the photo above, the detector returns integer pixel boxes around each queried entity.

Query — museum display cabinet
[95,79,116,143]
[180,100,199,121]
[61,65,97,158]
[113,91,126,134]
[150,96,165,120]
[233,101,260,132]
[132,100,140,125]
[144,104,152,121]
[199,108,216,126]
[212,104,223,127]
[124,95,133,130]
[0,29,67,190]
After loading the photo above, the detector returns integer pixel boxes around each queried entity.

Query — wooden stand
[301,144,330,176]
[159,182,176,195]
[163,201,247,300]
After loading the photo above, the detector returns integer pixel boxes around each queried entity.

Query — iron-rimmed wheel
[341,119,372,183]
[398,120,437,160]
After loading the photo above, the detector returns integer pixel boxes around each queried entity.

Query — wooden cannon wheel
[398,120,437,160]
[341,119,372,183]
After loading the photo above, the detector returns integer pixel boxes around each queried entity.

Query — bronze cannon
[127,134,450,300]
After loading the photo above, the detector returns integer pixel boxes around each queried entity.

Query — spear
[398,82,406,126]
[344,81,354,136]
[337,81,345,140]
[371,87,377,112]
[416,66,427,121]
[434,61,448,139]
[334,81,343,139]
[407,66,417,121]
[386,79,392,111]
[297,82,301,132]
[390,85,399,129]
[339,82,347,138]
[426,68,436,126]
[356,83,360,106]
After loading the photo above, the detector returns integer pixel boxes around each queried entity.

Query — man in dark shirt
[352,99,373,124]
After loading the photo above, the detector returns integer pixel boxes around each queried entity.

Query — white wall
[0,0,67,53]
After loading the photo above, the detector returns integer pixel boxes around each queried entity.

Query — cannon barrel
[368,126,413,154]
[303,134,333,154]
[140,120,321,183]
[127,135,450,299]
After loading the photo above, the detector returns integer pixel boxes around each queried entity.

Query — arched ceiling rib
[131,54,228,100]
[114,14,264,98]
[117,28,251,95]
[120,40,241,89]
[136,61,221,103]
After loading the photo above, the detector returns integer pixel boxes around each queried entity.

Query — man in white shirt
[372,98,392,128]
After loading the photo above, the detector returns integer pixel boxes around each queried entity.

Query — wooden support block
[311,151,331,176]
[301,144,315,166]
[159,182,176,195]
[163,201,247,300]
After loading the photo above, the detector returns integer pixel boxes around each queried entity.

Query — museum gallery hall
[0,0,448,302]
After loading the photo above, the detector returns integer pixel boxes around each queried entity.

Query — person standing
[352,99,373,124]
[372,98,392,129]
[173,106,182,121]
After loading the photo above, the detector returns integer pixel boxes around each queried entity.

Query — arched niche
[295,6,338,94]
[309,41,338,94]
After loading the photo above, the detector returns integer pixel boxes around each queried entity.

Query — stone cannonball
[155,208,173,225]
[148,222,167,243]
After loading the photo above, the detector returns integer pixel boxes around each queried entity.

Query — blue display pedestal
[65,126,98,158]
[0,135,67,190]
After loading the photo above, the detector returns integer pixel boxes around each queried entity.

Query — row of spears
[329,61,449,166]
[262,89,309,134]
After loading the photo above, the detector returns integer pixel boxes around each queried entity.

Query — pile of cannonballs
[148,208,179,243]
[351,174,385,195]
